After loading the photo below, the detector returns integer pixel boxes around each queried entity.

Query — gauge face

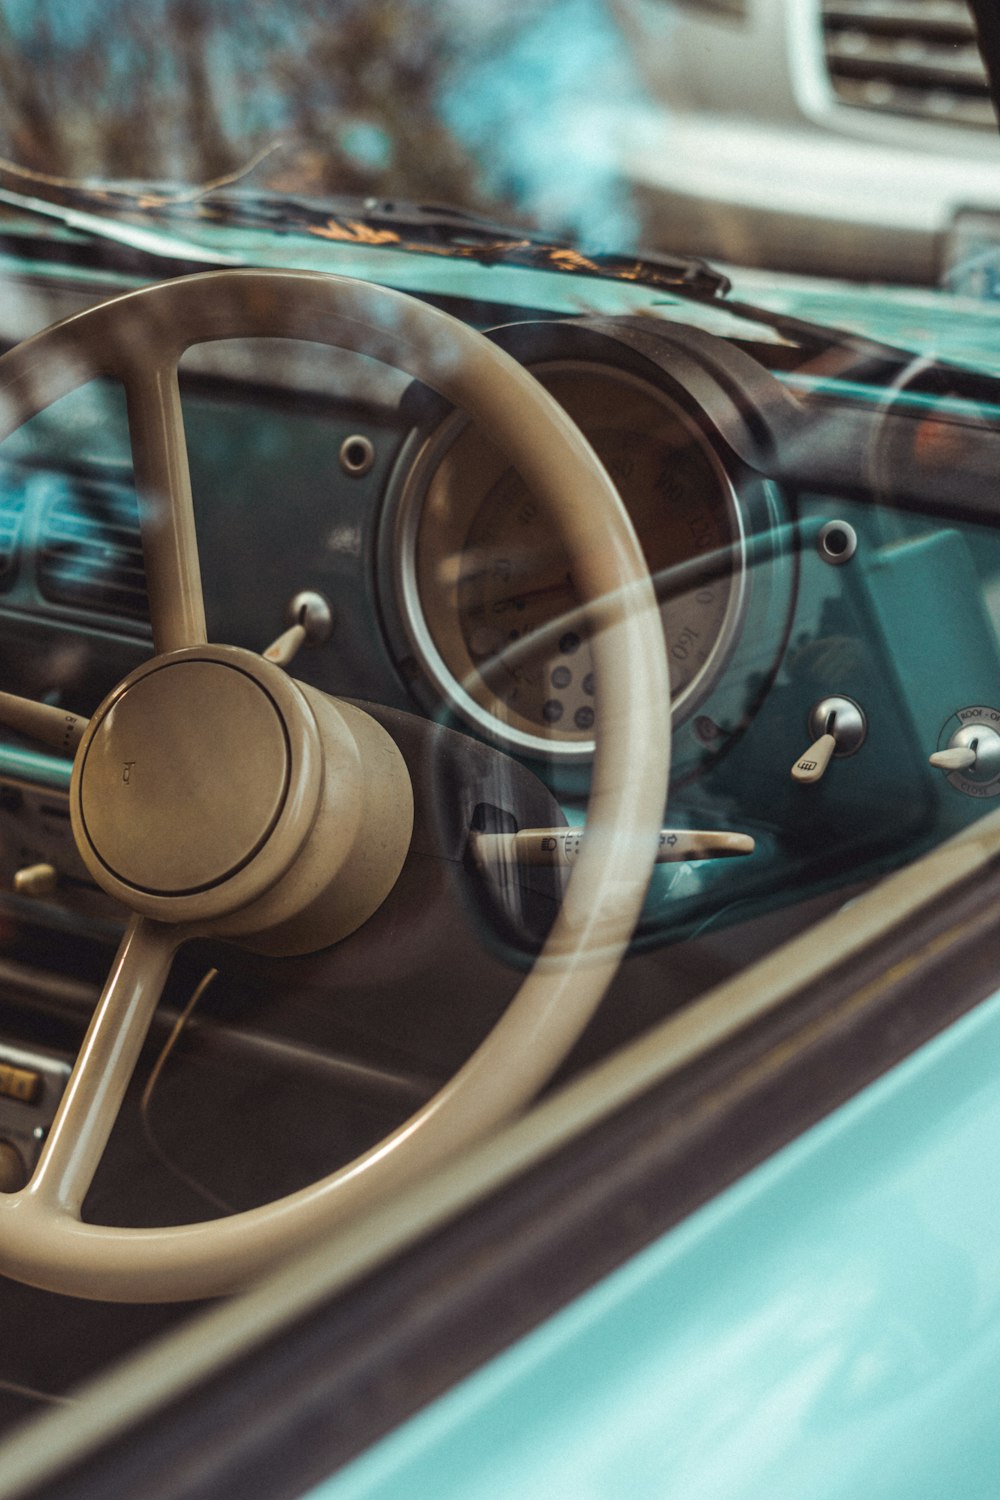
[396,363,745,760]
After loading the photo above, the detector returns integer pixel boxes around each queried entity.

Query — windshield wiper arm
[0,179,729,298]
[0,185,243,268]
[190,190,730,297]
[26,181,728,298]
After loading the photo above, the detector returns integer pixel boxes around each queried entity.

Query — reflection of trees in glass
[0,0,641,244]
[0,0,473,197]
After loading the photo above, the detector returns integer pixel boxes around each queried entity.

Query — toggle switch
[929,744,978,772]
[791,731,836,785]
[263,591,334,667]
[263,620,308,667]
[929,712,1000,794]
[791,696,867,785]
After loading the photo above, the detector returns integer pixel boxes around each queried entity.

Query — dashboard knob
[263,592,334,667]
[263,621,308,667]
[930,715,1000,793]
[791,732,836,785]
[791,696,867,784]
[929,745,977,771]
[13,863,58,897]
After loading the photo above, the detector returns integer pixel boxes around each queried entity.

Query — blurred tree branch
[0,0,497,209]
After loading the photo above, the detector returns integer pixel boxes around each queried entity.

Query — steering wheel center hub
[79,658,290,895]
[69,641,415,950]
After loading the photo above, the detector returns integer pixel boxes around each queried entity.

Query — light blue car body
[319,976,1000,1500]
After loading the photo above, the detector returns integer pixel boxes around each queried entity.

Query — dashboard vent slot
[821,1,995,129]
[38,476,149,621]
[0,470,26,589]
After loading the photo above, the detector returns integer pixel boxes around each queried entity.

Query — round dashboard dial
[394,362,746,761]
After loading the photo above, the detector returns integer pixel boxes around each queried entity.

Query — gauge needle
[492,575,575,611]
[441,546,569,591]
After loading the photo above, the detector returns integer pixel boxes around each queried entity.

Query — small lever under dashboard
[473,826,755,870]
[0,692,88,756]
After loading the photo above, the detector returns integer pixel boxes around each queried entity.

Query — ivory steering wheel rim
[0,269,670,1301]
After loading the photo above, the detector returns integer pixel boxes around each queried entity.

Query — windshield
[1,5,997,244]
[0,0,641,243]
[3,5,1000,1497]
[2,4,999,353]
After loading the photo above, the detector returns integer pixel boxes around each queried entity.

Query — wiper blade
[0,184,243,268]
[0,178,729,299]
[191,190,731,297]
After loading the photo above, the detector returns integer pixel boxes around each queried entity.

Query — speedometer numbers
[397,362,745,761]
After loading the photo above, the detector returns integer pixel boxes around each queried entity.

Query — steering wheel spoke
[123,357,207,654]
[27,916,180,1217]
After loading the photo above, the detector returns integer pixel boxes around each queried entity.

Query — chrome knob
[930,712,1000,793]
[792,696,867,784]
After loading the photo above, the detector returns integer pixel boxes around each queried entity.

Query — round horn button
[79,660,290,895]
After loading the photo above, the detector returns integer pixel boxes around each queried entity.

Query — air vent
[38,475,149,622]
[0,469,26,589]
[821,1,996,129]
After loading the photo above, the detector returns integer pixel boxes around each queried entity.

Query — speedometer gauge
[392,360,747,762]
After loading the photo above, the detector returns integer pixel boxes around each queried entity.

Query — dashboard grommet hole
[817,520,858,566]
[339,434,376,478]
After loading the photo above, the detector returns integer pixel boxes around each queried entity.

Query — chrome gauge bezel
[389,360,749,764]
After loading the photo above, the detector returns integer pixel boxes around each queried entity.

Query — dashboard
[0,267,998,1310]
[3,299,999,955]
[0,3,997,1481]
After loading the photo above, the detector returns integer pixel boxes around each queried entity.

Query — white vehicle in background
[609,0,1000,285]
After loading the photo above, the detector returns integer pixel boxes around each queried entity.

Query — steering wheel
[0,270,670,1301]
